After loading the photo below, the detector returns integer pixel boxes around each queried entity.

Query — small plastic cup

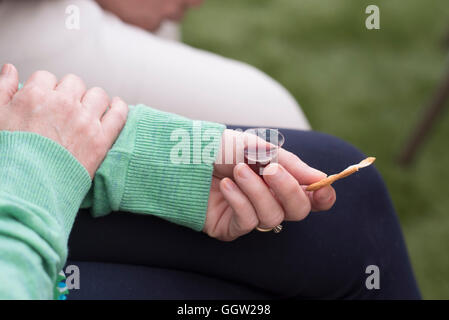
[243,128,285,176]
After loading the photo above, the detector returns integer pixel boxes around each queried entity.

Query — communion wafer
[305,157,376,192]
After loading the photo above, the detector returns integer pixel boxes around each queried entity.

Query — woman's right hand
[203,129,337,241]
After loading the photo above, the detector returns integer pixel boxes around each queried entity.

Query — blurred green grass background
[183,0,449,299]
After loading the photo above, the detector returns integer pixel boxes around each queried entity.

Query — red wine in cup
[244,144,278,176]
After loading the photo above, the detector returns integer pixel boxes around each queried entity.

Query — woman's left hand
[203,129,336,241]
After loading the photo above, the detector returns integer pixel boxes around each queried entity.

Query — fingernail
[222,178,235,191]
[236,163,251,179]
[317,187,332,202]
[111,96,122,105]
[1,64,10,75]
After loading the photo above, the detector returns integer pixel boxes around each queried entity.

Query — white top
[0,0,310,130]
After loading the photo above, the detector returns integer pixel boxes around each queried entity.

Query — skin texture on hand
[204,129,337,241]
[0,64,129,178]
[95,0,203,31]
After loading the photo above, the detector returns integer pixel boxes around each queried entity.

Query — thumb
[0,64,19,105]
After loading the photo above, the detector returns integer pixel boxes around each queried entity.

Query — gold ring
[256,226,273,232]
[256,224,283,233]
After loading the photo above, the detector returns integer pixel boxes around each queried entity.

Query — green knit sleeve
[0,132,91,299]
[82,105,225,231]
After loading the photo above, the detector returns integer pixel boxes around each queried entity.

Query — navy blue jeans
[66,129,420,299]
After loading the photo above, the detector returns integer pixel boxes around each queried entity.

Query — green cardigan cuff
[86,105,225,231]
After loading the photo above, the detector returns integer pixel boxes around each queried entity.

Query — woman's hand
[0,64,129,178]
[204,129,336,241]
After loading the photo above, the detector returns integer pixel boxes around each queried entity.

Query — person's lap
[67,128,420,299]
[65,260,272,300]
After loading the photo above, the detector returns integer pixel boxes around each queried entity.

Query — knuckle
[284,151,300,164]
[91,86,107,97]
[262,211,284,228]
[107,109,128,131]
[284,180,300,197]
[293,153,301,163]
[76,111,91,129]
[25,85,45,102]
[63,73,87,90]
[64,73,82,83]
[117,108,128,124]
[88,86,109,104]
[32,70,56,81]
[117,104,128,118]
[289,151,300,161]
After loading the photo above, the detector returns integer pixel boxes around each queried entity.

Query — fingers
[55,73,86,100]
[24,70,57,91]
[278,149,327,185]
[82,87,110,118]
[303,185,336,212]
[271,149,337,213]
[263,163,312,221]
[0,63,19,105]
[233,163,284,228]
[101,96,129,147]
[219,178,259,240]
